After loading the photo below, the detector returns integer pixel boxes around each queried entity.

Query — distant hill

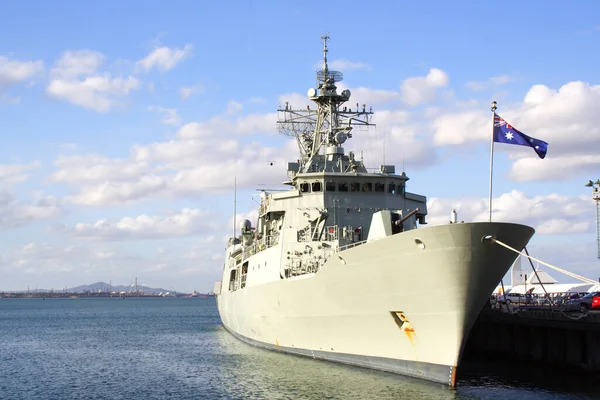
[67,281,182,295]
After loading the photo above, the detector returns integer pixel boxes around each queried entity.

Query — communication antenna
[383,129,386,166]
[402,152,405,174]
[276,34,374,173]
[233,163,237,239]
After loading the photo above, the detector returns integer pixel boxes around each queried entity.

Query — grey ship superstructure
[214,36,534,386]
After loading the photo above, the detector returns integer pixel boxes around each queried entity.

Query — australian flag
[493,114,548,159]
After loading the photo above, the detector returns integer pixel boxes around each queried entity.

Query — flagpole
[489,101,497,222]
[233,161,237,239]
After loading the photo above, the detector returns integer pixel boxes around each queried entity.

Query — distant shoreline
[0,292,215,299]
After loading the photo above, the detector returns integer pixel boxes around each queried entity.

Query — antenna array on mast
[276,35,375,173]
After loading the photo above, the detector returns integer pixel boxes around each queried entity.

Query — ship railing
[285,259,321,278]
[336,239,368,253]
[242,235,279,259]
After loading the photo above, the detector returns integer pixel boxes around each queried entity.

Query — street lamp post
[585,179,600,259]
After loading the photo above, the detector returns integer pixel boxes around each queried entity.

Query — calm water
[0,298,597,400]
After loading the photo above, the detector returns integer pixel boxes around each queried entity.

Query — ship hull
[216,222,534,386]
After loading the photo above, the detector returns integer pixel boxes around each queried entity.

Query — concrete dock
[463,307,600,371]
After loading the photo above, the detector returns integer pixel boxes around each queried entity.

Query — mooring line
[491,239,597,285]
[491,238,592,320]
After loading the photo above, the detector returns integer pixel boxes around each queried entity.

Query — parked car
[564,291,600,312]
[497,292,525,305]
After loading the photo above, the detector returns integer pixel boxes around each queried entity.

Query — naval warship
[214,36,534,386]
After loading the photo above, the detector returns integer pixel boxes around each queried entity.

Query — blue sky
[1,1,599,292]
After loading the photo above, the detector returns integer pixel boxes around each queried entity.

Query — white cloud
[176,112,278,139]
[328,59,370,71]
[169,152,288,195]
[0,240,222,292]
[49,77,600,209]
[333,82,399,106]
[0,242,130,279]
[0,190,63,230]
[0,55,44,89]
[46,50,139,112]
[53,134,293,206]
[0,93,21,104]
[67,175,167,206]
[431,110,489,145]
[432,80,600,181]
[373,109,411,126]
[46,76,139,112]
[49,50,103,79]
[49,155,162,206]
[0,161,40,184]
[348,87,399,105]
[95,251,115,259]
[426,190,592,235]
[58,143,78,151]
[137,44,193,73]
[400,68,449,106]
[278,92,310,111]
[466,75,513,91]
[147,105,181,126]
[71,208,216,240]
[180,87,193,99]
[179,83,205,100]
[50,154,149,185]
[226,100,243,115]
[508,154,600,182]
[45,99,293,205]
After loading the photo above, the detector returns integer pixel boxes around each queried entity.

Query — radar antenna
[277,35,375,174]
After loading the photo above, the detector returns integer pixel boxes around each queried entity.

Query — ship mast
[277,35,375,174]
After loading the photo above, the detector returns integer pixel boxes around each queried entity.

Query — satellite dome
[241,219,252,232]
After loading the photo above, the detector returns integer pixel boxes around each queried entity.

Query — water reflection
[212,326,457,400]
[213,325,599,400]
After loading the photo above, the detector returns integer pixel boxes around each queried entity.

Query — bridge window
[326,181,336,192]
[312,181,322,192]
[362,182,372,192]
[388,183,397,194]
[300,182,309,193]
[374,182,385,192]
[350,182,360,192]
[338,182,348,192]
